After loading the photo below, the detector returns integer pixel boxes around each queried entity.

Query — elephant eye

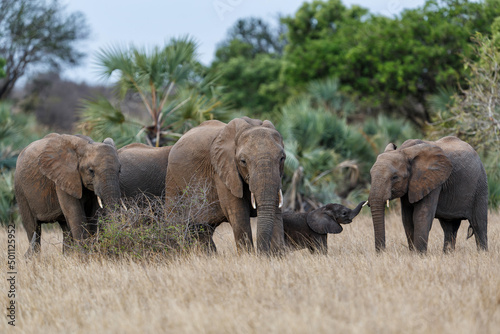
[240,159,247,166]
[89,168,95,177]
[392,175,399,181]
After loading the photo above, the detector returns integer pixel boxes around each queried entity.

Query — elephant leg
[308,235,328,255]
[470,196,488,251]
[216,179,254,252]
[17,194,41,257]
[224,199,253,253]
[191,223,217,254]
[25,222,42,258]
[56,187,87,242]
[439,218,461,253]
[401,196,415,251]
[231,216,254,253]
[59,221,74,253]
[412,189,440,253]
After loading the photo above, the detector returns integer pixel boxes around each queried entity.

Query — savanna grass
[2,209,500,333]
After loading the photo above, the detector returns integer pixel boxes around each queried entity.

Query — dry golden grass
[1,211,500,333]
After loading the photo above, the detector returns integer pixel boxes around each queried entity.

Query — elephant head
[307,201,366,234]
[283,201,366,253]
[38,134,122,209]
[210,117,285,253]
[368,142,452,251]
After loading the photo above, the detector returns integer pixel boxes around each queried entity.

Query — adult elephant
[15,133,122,256]
[368,136,488,253]
[165,117,286,254]
[117,143,171,198]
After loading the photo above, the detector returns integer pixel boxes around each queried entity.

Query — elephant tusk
[251,192,257,209]
[121,199,128,211]
[278,189,283,208]
[386,200,390,208]
[97,196,103,209]
[362,200,369,207]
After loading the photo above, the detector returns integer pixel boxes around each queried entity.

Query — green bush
[0,101,49,226]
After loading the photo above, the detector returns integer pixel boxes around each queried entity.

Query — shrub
[86,182,218,259]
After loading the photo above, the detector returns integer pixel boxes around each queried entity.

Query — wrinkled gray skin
[165,117,285,254]
[283,201,365,254]
[15,133,121,256]
[118,143,171,198]
[369,136,488,253]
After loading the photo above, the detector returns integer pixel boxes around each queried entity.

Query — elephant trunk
[369,199,386,252]
[348,201,366,221]
[251,159,283,254]
[96,172,121,209]
[256,203,276,253]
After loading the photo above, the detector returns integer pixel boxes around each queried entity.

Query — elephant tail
[467,224,474,239]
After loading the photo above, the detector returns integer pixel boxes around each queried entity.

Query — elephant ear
[103,137,116,148]
[403,143,452,204]
[307,208,343,235]
[384,143,397,152]
[39,135,82,199]
[210,118,253,198]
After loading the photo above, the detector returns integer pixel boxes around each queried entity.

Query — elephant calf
[283,201,366,254]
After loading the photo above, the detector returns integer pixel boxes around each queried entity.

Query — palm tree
[79,36,226,146]
[278,77,420,211]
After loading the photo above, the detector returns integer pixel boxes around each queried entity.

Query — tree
[214,17,287,62]
[431,31,500,152]
[429,27,500,207]
[281,0,500,126]
[0,0,90,98]
[78,37,227,147]
[211,17,289,116]
[277,77,419,210]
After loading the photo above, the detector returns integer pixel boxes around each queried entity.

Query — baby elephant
[283,201,366,254]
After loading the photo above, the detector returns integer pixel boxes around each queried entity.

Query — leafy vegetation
[88,185,218,258]
[3,0,500,232]
[429,25,500,208]
[0,101,49,224]
[281,0,500,126]
[78,37,229,146]
[0,0,90,98]
[278,78,420,210]
[210,17,289,116]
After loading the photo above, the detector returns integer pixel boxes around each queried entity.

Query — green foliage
[278,78,420,210]
[213,54,288,116]
[0,57,5,79]
[78,96,143,147]
[0,101,49,225]
[281,0,500,126]
[79,36,227,147]
[0,171,15,225]
[0,0,90,98]
[211,17,289,116]
[429,31,500,208]
[430,33,500,151]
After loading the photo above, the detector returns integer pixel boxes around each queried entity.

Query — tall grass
[2,210,499,333]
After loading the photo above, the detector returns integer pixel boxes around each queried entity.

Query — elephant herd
[14,117,489,257]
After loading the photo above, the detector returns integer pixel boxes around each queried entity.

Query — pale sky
[60,0,426,85]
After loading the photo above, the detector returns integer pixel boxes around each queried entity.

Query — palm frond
[77,96,143,147]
